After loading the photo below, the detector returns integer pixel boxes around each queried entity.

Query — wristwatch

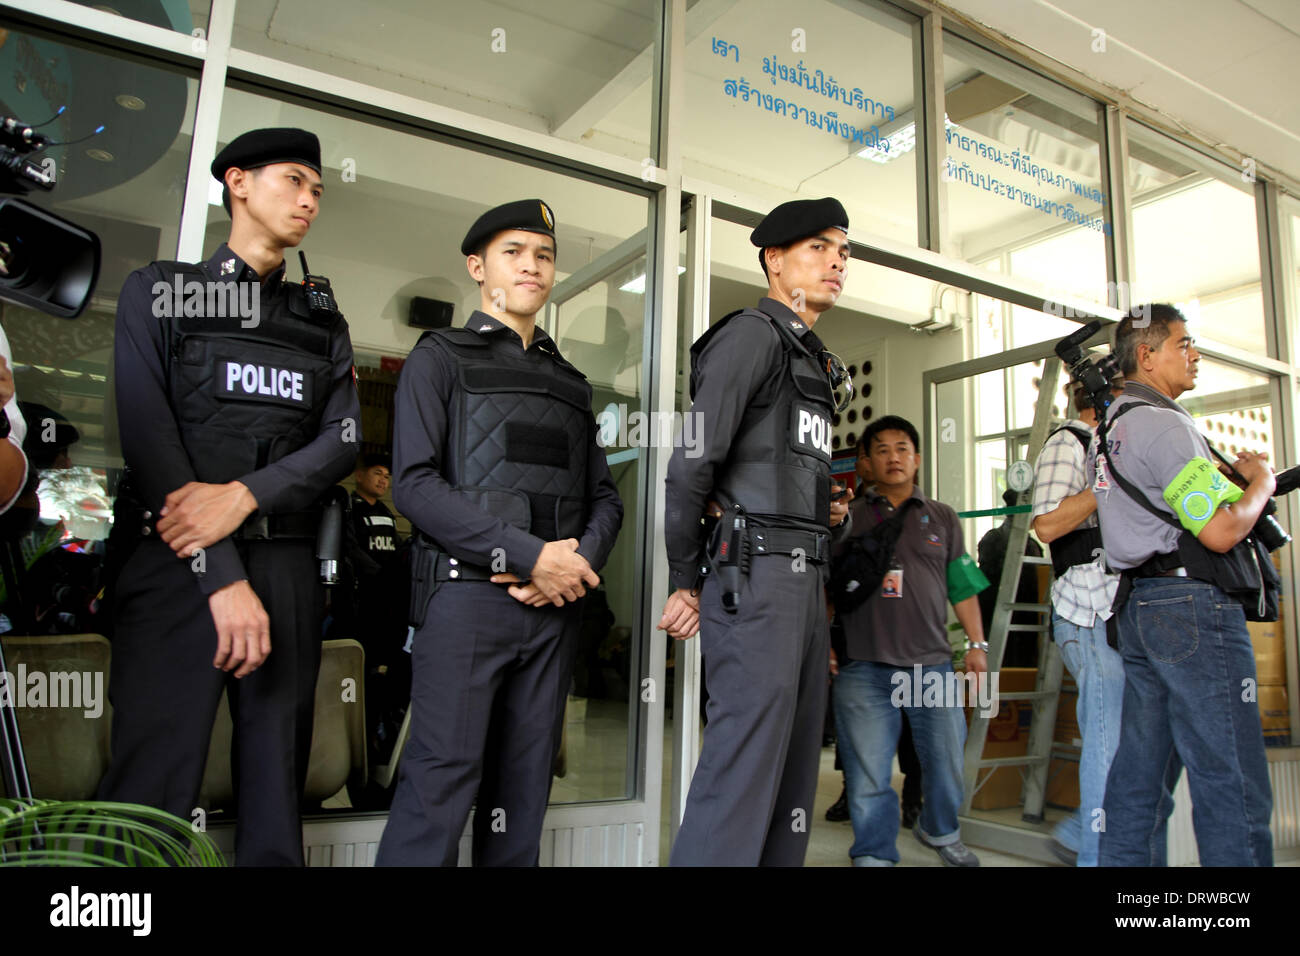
[966,640,990,653]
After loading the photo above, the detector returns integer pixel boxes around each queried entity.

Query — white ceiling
[938,0,1300,187]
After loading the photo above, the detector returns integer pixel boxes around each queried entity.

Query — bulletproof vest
[1042,425,1103,577]
[352,495,398,557]
[427,326,592,541]
[152,261,338,486]
[690,308,834,526]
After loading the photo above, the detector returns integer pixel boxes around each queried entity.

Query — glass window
[1179,358,1276,463]
[942,34,1108,301]
[228,0,658,164]
[1127,121,1267,359]
[64,0,210,38]
[205,86,653,814]
[682,0,919,246]
[0,32,195,806]
[0,29,196,632]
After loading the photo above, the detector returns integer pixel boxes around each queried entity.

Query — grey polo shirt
[836,485,965,667]
[1089,381,1217,570]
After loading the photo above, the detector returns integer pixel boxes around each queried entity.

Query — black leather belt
[230,511,320,541]
[1127,550,1188,579]
[433,553,495,582]
[749,527,829,563]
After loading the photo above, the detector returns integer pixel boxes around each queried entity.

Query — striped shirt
[1031,420,1118,627]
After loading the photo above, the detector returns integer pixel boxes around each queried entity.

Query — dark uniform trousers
[376,580,581,867]
[671,553,830,866]
[97,536,322,866]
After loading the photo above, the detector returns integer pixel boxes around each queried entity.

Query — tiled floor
[328,694,1298,867]
[659,740,1049,866]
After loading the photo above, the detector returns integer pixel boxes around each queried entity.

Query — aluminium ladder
[959,356,1076,823]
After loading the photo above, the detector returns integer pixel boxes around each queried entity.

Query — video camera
[0,114,101,318]
[1053,319,1121,415]
[1054,319,1292,552]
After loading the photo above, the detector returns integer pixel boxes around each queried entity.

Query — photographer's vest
[426,326,592,542]
[1043,425,1104,577]
[152,261,338,486]
[691,308,834,527]
[1103,400,1280,621]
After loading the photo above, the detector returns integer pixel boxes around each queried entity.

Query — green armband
[1162,456,1243,535]
[947,553,990,604]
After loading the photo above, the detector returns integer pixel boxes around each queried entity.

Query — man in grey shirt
[1090,305,1275,866]
[831,415,988,867]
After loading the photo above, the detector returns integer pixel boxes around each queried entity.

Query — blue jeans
[833,660,967,865]
[1050,611,1125,867]
[1099,578,1273,867]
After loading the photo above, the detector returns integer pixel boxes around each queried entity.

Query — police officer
[660,197,854,866]
[351,453,398,558]
[98,128,361,866]
[376,200,623,867]
[1091,305,1275,866]
[345,452,408,763]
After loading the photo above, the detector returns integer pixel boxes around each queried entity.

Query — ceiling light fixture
[620,266,685,294]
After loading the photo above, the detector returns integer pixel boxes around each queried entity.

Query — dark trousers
[376,581,581,867]
[97,537,323,866]
[671,556,829,866]
[1099,578,1272,866]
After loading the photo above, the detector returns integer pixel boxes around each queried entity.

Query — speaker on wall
[408,296,454,330]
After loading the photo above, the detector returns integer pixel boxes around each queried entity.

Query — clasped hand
[157,481,258,557]
[490,538,599,607]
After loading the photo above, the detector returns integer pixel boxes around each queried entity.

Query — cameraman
[1030,375,1124,866]
[1092,305,1274,867]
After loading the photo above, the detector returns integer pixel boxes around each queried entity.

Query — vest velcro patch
[462,365,589,410]
[506,421,569,468]
[216,356,313,408]
[790,401,832,462]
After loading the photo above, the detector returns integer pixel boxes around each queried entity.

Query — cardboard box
[1054,689,1081,749]
[1045,755,1080,808]
[969,667,1035,810]
[1248,619,1287,687]
[1260,684,1291,747]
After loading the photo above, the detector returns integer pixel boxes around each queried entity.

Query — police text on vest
[797,408,832,456]
[224,361,305,403]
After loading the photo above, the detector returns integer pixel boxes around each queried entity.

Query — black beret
[461,199,557,256]
[211,128,322,182]
[750,197,849,249]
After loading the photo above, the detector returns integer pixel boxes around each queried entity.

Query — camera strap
[1095,401,1182,532]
